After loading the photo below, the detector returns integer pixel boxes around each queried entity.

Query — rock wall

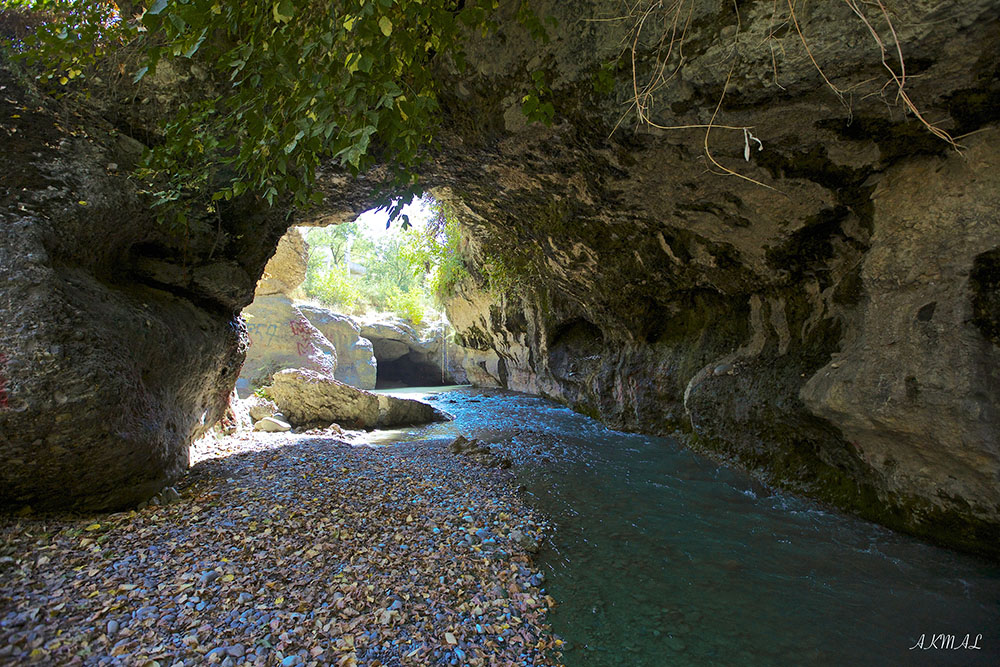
[359,318,468,387]
[0,64,286,511]
[299,305,378,390]
[404,0,999,556]
[236,229,341,395]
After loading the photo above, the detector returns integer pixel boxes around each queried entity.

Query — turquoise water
[370,387,1000,665]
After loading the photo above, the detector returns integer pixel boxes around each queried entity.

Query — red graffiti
[289,319,311,337]
[0,353,9,410]
[289,319,315,357]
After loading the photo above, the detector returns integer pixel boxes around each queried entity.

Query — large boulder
[267,369,447,429]
[238,295,337,395]
[299,305,378,389]
[0,64,286,511]
[255,228,309,296]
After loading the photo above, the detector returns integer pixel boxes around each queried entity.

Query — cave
[1,0,999,562]
[374,351,451,389]
[5,3,1000,663]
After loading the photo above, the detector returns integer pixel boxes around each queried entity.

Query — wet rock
[449,436,513,469]
[508,529,540,553]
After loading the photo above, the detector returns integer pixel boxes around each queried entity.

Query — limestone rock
[255,228,308,296]
[238,295,336,394]
[360,318,423,361]
[267,369,447,429]
[244,395,279,423]
[0,63,287,512]
[299,305,378,389]
[253,416,292,433]
[360,316,467,386]
[800,135,1000,548]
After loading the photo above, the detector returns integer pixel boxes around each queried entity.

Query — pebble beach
[0,430,561,666]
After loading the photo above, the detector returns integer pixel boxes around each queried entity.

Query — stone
[508,529,539,553]
[359,316,467,386]
[244,395,278,423]
[4,0,1000,559]
[199,570,221,586]
[252,416,291,433]
[299,305,378,389]
[238,295,337,395]
[254,228,308,297]
[267,368,448,429]
[0,60,282,511]
[161,486,181,504]
[800,135,1000,550]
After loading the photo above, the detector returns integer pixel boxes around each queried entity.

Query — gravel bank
[0,431,561,666]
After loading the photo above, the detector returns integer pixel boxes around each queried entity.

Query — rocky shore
[0,431,560,666]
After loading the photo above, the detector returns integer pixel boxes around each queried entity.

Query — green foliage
[400,197,470,301]
[10,0,506,225]
[2,0,127,83]
[302,196,467,323]
[10,1,557,228]
[306,265,366,314]
[521,67,555,125]
[387,289,426,326]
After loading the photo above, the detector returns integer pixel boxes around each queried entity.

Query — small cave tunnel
[369,337,455,389]
[374,350,451,389]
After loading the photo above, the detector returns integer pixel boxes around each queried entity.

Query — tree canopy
[3,0,540,225]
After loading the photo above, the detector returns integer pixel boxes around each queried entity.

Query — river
[367,386,1000,666]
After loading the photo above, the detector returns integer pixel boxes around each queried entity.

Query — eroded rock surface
[0,65,285,511]
[360,317,467,387]
[267,369,446,429]
[3,0,999,557]
[299,305,378,389]
[240,295,336,393]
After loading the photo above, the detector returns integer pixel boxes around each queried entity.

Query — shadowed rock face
[3,0,999,556]
[353,0,997,555]
[0,66,286,511]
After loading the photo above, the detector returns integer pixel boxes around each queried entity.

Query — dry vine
[593,0,962,188]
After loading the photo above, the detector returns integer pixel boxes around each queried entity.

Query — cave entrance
[374,350,451,388]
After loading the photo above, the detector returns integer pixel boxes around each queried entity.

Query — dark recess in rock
[969,248,1000,346]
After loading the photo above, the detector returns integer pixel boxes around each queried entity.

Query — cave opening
[374,351,452,389]
[236,193,472,395]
